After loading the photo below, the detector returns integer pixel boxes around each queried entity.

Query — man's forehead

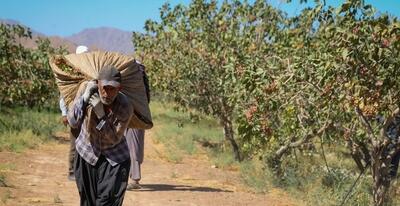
[98,82,118,89]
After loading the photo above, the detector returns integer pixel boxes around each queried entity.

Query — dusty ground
[0,130,300,206]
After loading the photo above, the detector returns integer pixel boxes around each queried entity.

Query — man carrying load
[68,65,133,206]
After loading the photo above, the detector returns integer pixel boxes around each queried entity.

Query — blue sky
[0,0,399,37]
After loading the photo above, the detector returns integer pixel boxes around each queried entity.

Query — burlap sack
[49,51,152,129]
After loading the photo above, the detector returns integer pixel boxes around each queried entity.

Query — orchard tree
[238,1,400,205]
[133,0,284,161]
[0,23,66,108]
[314,2,400,205]
[133,0,400,204]
[237,2,335,174]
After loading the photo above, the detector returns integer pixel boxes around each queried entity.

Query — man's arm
[59,97,68,116]
[67,92,86,129]
[67,81,98,128]
[59,97,69,126]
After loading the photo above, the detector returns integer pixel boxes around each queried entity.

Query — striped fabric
[68,92,132,166]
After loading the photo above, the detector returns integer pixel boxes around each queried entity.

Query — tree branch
[354,106,378,147]
[275,122,331,159]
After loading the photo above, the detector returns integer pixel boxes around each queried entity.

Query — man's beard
[99,93,116,105]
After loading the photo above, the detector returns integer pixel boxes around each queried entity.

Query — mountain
[1,19,77,53]
[18,36,77,53]
[66,27,134,54]
[1,19,135,54]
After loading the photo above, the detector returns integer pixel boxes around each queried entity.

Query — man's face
[98,82,120,105]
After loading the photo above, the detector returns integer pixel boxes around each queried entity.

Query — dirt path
[0,130,299,206]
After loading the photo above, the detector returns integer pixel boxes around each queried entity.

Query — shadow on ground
[132,184,233,193]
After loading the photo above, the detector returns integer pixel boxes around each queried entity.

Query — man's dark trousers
[74,154,130,206]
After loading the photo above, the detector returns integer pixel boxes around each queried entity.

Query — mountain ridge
[66,27,134,54]
[1,19,134,54]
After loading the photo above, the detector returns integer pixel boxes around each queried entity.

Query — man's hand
[82,81,98,103]
[89,93,105,119]
[61,116,68,126]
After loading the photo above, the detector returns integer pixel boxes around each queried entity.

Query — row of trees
[0,23,65,108]
[132,0,400,205]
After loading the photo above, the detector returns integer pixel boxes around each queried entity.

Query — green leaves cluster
[133,1,400,203]
[0,23,66,108]
[133,0,286,160]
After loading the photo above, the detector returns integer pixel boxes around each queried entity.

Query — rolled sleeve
[68,95,87,129]
[59,97,68,116]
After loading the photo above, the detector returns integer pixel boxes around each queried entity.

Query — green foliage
[239,160,270,193]
[0,23,66,108]
[135,0,400,205]
[133,0,288,160]
[150,101,223,162]
[266,150,373,206]
[208,147,237,169]
[0,107,64,152]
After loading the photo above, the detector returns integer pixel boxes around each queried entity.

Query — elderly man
[68,65,133,206]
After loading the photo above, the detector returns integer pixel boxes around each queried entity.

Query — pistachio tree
[0,23,66,108]
[133,0,284,161]
[133,0,400,204]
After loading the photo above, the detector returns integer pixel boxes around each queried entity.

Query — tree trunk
[221,116,241,162]
[371,145,392,206]
[270,123,331,176]
[345,137,371,172]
